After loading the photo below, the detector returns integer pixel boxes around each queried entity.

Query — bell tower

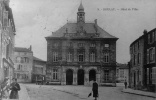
[77,1,85,23]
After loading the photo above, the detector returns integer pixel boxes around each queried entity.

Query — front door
[77,69,84,85]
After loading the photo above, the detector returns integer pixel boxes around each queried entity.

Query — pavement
[18,84,30,100]
[18,83,156,100]
[122,88,156,98]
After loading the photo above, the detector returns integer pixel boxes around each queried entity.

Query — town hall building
[45,2,118,86]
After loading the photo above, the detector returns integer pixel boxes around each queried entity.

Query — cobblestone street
[25,84,155,100]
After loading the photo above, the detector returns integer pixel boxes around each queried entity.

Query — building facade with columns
[45,3,118,86]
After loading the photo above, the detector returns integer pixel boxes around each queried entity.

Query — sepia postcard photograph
[0,0,156,100]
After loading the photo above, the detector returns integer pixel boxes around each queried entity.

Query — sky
[9,0,156,64]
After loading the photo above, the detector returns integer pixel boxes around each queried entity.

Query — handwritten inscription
[97,8,138,11]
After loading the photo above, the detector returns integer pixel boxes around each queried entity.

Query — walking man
[124,80,127,89]
[92,80,98,100]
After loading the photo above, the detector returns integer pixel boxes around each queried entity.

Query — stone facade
[45,2,118,86]
[13,46,33,83]
[0,0,16,99]
[130,34,144,89]
[116,63,129,83]
[32,56,46,83]
[0,0,15,84]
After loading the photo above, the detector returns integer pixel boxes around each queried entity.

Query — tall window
[147,47,155,63]
[67,52,72,62]
[120,69,124,78]
[137,53,141,64]
[152,67,156,84]
[53,69,58,80]
[147,68,149,84]
[138,41,140,50]
[104,53,109,63]
[23,57,29,63]
[78,52,84,62]
[104,70,109,82]
[90,52,95,62]
[53,52,58,62]
[133,54,136,65]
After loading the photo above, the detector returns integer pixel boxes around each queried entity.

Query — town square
[0,0,156,100]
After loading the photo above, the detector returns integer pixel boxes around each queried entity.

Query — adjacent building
[116,63,129,83]
[13,46,33,82]
[32,56,46,83]
[45,3,118,86]
[143,29,156,92]
[130,29,156,92]
[0,0,16,99]
[130,33,144,89]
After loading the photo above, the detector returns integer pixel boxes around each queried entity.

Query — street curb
[121,90,156,98]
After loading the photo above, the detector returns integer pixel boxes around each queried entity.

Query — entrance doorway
[89,69,96,81]
[77,69,84,85]
[134,72,136,88]
[66,69,73,85]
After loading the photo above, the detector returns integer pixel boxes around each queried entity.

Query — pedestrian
[124,80,127,89]
[92,80,98,100]
[9,78,20,99]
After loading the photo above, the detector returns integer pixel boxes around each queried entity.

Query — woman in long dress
[9,78,20,99]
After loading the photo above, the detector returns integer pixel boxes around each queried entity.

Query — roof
[130,28,156,47]
[78,2,84,11]
[33,56,46,62]
[46,22,118,39]
[116,63,128,69]
[14,47,32,53]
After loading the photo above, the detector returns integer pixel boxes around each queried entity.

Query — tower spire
[78,0,84,11]
[77,0,85,23]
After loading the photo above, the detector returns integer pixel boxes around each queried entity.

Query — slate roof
[33,56,46,62]
[78,2,84,11]
[47,22,118,39]
[14,47,32,53]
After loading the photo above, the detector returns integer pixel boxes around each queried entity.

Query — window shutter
[147,49,149,64]
[148,34,150,44]
[153,47,155,62]
[3,11,8,27]
[153,32,155,42]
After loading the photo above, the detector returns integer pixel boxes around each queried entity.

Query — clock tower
[77,2,85,23]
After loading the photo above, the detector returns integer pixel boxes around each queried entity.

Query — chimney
[143,29,147,35]
[29,45,32,51]
[94,19,98,33]
[94,19,97,25]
